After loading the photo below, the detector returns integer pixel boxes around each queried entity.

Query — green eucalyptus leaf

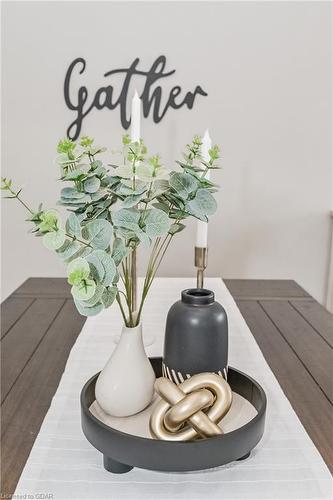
[187,169,215,186]
[71,279,96,301]
[101,286,117,308]
[115,182,133,195]
[91,160,103,170]
[38,210,60,232]
[163,192,186,209]
[148,179,170,200]
[90,190,107,202]
[96,251,117,286]
[115,227,137,242]
[137,230,151,246]
[186,210,207,222]
[122,192,146,208]
[113,208,140,231]
[65,213,81,237]
[102,175,120,189]
[59,196,90,206]
[57,154,80,166]
[154,179,169,191]
[64,168,87,181]
[86,250,116,286]
[93,165,107,177]
[82,219,113,250]
[74,299,103,317]
[120,179,147,195]
[80,136,94,148]
[88,146,106,155]
[79,283,104,306]
[84,176,101,193]
[42,229,66,250]
[64,171,85,181]
[61,187,87,200]
[112,238,129,265]
[152,202,170,214]
[57,138,76,154]
[136,164,169,182]
[114,165,133,179]
[135,164,154,182]
[187,189,217,220]
[155,167,170,179]
[67,245,92,262]
[169,209,189,220]
[143,209,170,237]
[169,172,198,198]
[86,253,105,282]
[176,160,192,169]
[74,211,88,222]
[168,223,186,235]
[67,257,90,285]
[56,239,81,261]
[133,184,148,196]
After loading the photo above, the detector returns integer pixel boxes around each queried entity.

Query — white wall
[1,1,332,303]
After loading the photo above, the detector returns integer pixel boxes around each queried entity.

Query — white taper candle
[130,90,141,312]
[130,90,141,142]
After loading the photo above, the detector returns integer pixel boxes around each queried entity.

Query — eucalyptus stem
[146,235,173,292]
[121,257,133,325]
[140,181,153,222]
[149,233,171,273]
[132,159,137,191]
[130,248,137,313]
[2,183,95,251]
[116,292,129,327]
[135,215,181,325]
[65,234,92,249]
[144,237,160,284]
[4,186,34,215]
[135,237,160,323]
[149,235,173,284]
[127,255,135,325]
[136,233,174,325]
[15,195,34,215]
[119,271,132,310]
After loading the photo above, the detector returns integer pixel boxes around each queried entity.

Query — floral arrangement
[1,135,220,327]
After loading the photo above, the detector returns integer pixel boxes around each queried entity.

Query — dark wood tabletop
[1,278,333,494]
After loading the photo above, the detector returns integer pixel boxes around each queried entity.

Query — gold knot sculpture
[149,373,233,441]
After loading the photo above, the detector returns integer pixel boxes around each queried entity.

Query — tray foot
[103,455,133,474]
[237,452,251,461]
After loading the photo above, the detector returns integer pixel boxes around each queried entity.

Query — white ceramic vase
[95,323,156,417]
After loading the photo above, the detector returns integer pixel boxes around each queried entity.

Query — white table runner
[14,278,332,499]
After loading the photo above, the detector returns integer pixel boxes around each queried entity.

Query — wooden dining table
[1,278,333,495]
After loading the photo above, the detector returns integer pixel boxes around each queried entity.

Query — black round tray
[81,357,266,474]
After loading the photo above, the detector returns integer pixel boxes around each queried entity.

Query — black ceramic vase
[163,288,228,384]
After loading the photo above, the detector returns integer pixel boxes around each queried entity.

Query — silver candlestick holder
[194,246,208,289]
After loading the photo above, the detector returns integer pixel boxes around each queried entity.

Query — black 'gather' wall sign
[64,56,208,140]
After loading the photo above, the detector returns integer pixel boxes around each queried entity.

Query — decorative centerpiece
[81,358,267,474]
[1,101,220,416]
[2,92,268,472]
